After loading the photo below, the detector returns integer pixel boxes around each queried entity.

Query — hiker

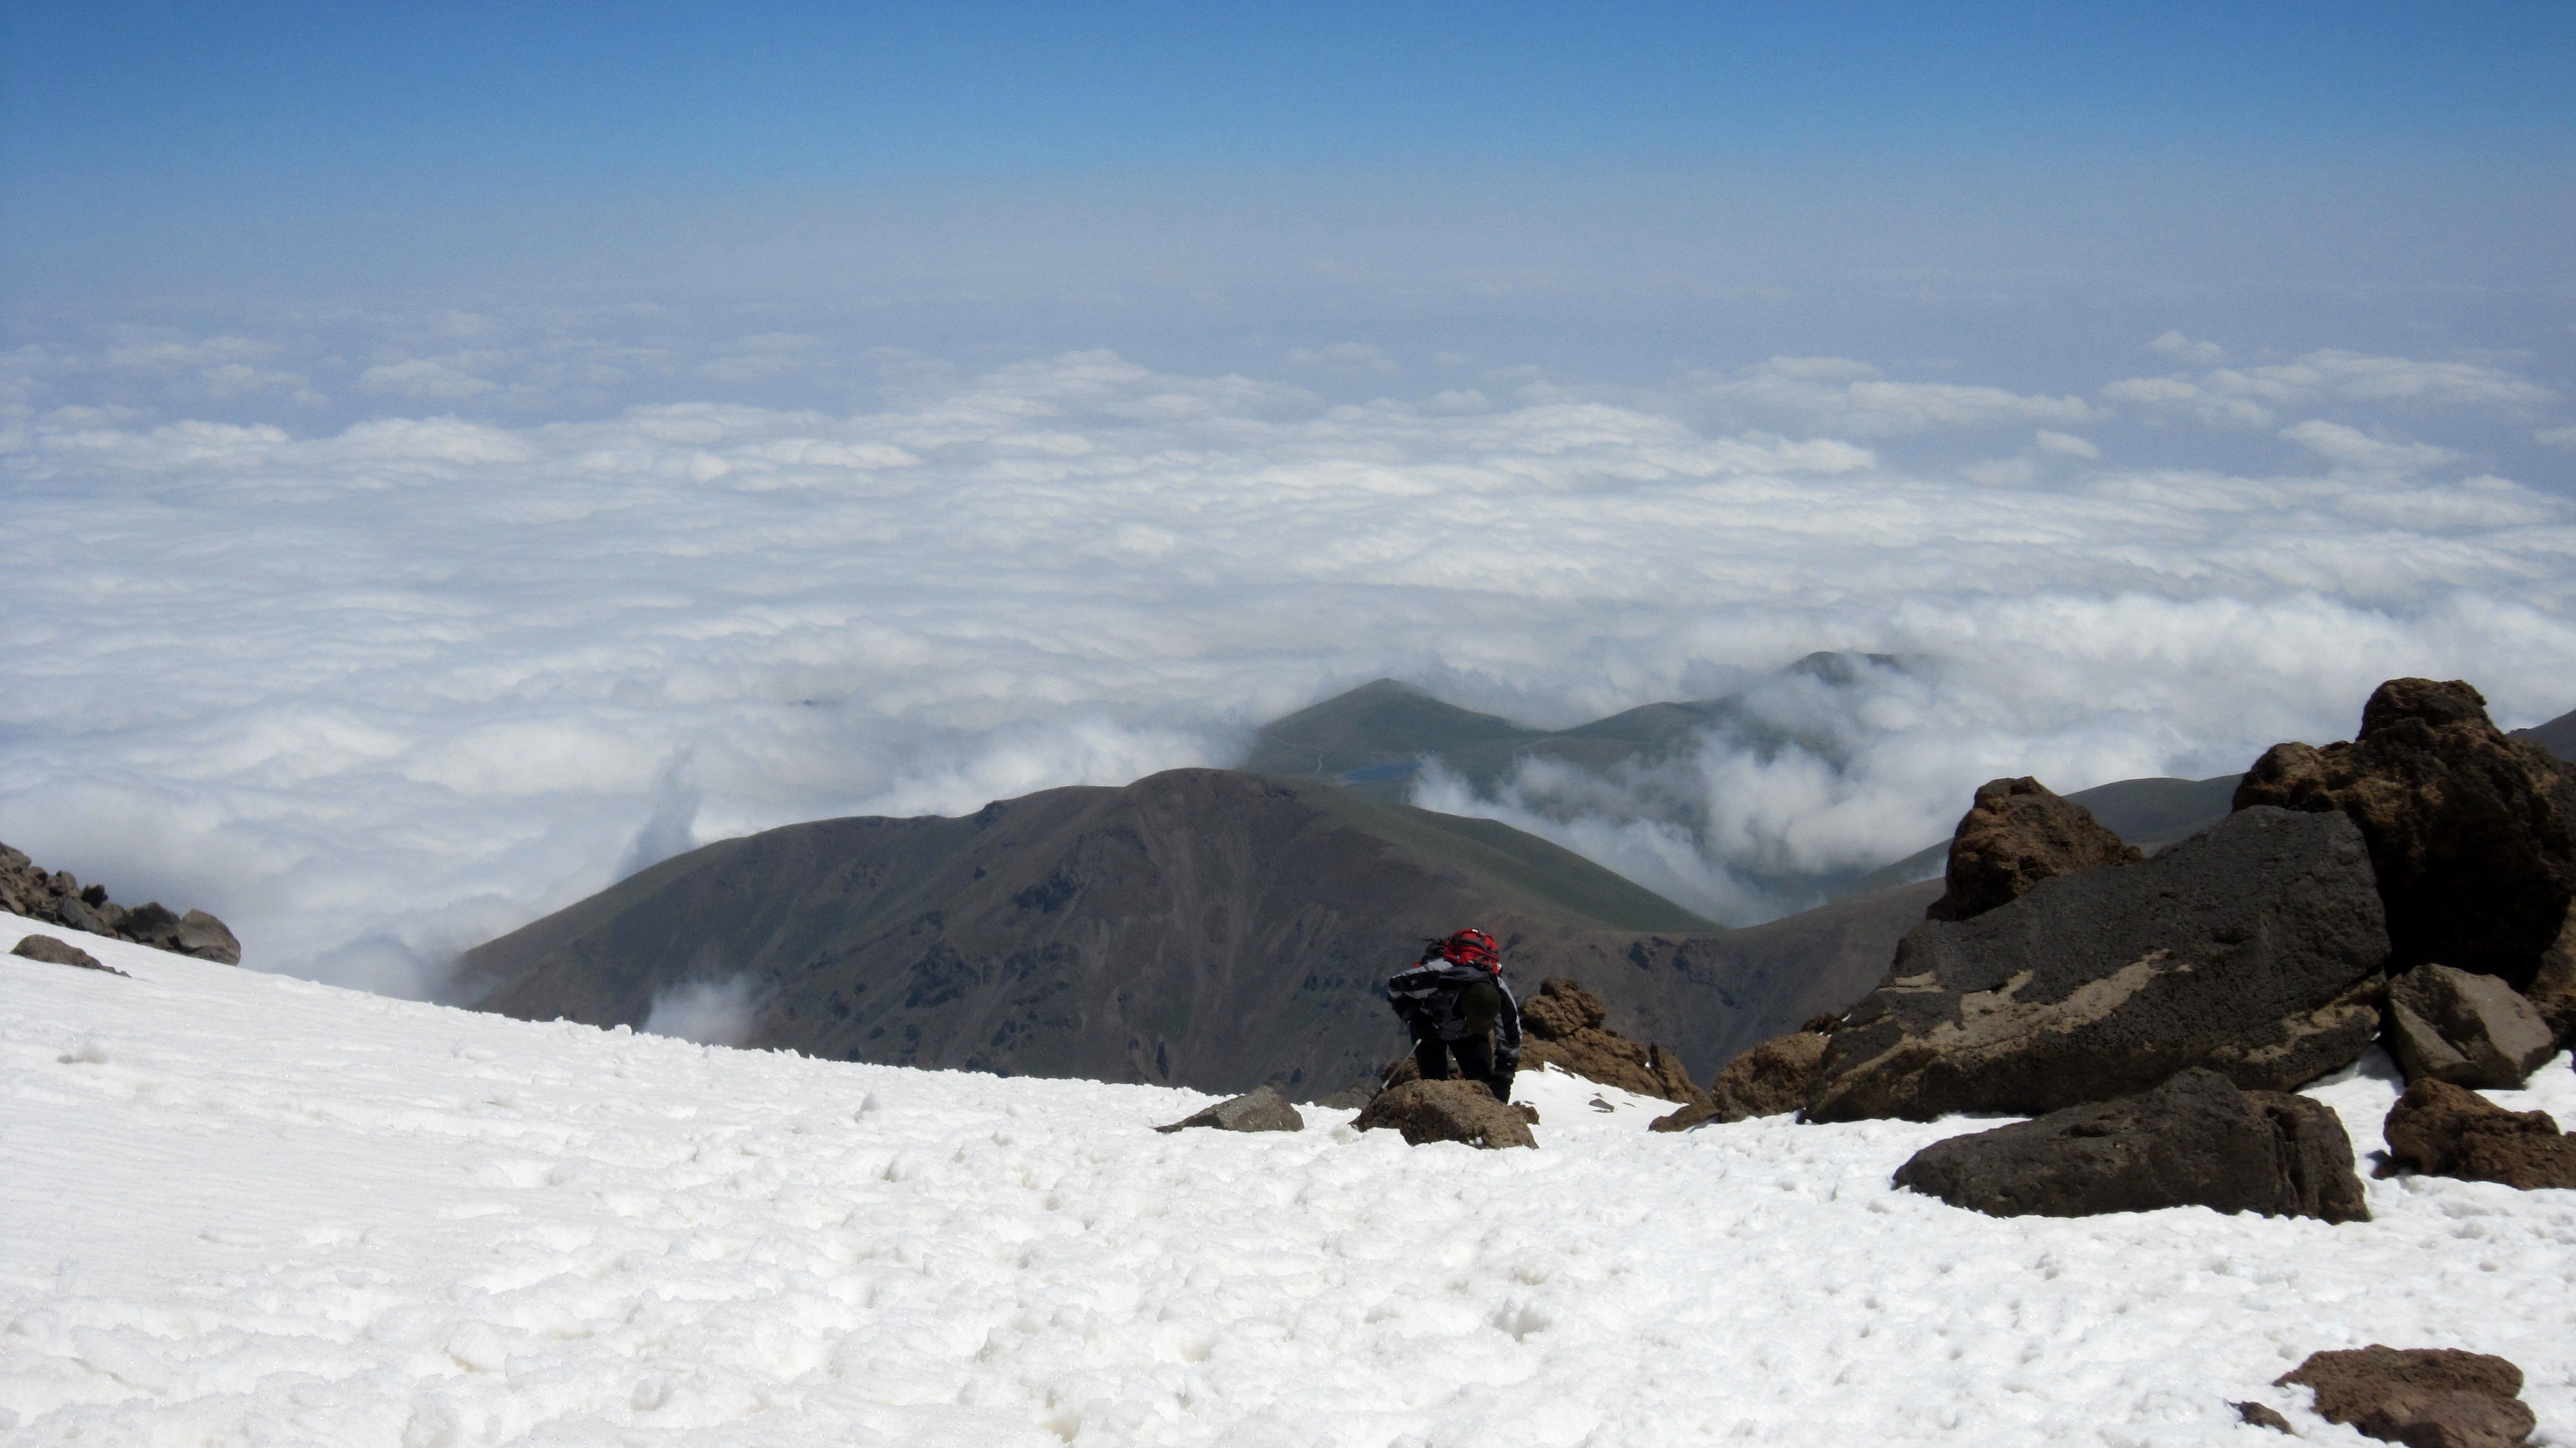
[1387,928,1522,1101]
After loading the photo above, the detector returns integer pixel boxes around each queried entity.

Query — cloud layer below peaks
[2,347,2571,995]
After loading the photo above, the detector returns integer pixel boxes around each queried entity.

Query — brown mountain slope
[458,768,1761,1096]
[2513,706,2576,765]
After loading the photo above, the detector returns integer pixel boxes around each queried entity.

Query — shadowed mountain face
[1239,658,1891,803]
[2514,707,2576,765]
[460,769,1752,1096]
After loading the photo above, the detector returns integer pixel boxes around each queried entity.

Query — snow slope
[5,933,2573,1447]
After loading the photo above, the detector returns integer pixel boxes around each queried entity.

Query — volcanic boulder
[2380,1078,2576,1191]
[2235,678,2576,988]
[1650,1028,1830,1131]
[1926,776,2141,922]
[1517,976,1703,1104]
[1154,1085,1305,1134]
[1806,806,2389,1123]
[2526,906,2576,1049]
[2384,966,2557,1089]
[12,933,124,975]
[2276,1346,2535,1448]
[1891,1068,2368,1222]
[1355,1078,1537,1149]
[0,843,242,965]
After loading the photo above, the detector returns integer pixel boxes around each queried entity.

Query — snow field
[3,935,2574,1447]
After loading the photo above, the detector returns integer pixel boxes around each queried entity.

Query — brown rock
[1,839,243,965]
[2385,965,2557,1089]
[2526,905,2576,1049]
[2235,1401,2293,1433]
[1807,806,2389,1123]
[1926,777,2141,922]
[1891,1068,2369,1223]
[2381,1078,2576,1190]
[1517,977,1703,1104]
[2276,1346,2534,1448]
[1652,1029,1828,1130]
[2235,678,2576,988]
[1155,1085,1305,1134]
[1354,1078,1537,1149]
[12,933,127,976]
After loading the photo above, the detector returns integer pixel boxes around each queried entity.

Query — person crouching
[1386,928,1522,1102]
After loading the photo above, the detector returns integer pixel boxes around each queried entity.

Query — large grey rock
[1892,1068,2369,1222]
[0,841,243,964]
[1806,806,2389,1122]
[2277,1346,2535,1448]
[1354,1078,1537,1149]
[2236,677,2576,988]
[2381,1078,2576,1190]
[1926,776,2141,922]
[1155,1085,1305,1134]
[12,933,126,975]
[2386,965,2557,1089]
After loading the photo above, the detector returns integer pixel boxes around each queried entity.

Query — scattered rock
[1154,1085,1305,1134]
[2235,678,2576,988]
[2276,1346,2535,1448]
[1807,807,2389,1122]
[2525,905,2576,1050]
[11,933,126,976]
[2380,1078,2576,1190]
[2385,966,2557,1089]
[1517,977,1704,1104]
[1651,1029,1828,1131]
[1926,776,2141,922]
[0,841,242,964]
[2234,1400,2293,1433]
[1354,1078,1538,1149]
[1891,1068,2369,1222]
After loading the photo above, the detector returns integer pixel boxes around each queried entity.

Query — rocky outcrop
[1925,777,2141,922]
[1518,977,1703,1104]
[1355,1078,1537,1149]
[1650,1029,1830,1131]
[1806,806,2389,1122]
[1891,1069,2368,1222]
[12,933,125,976]
[2276,1346,2535,1448]
[2527,906,2576,1049]
[2235,678,2576,988]
[2380,1078,2576,1190]
[0,843,241,965]
[2385,966,2557,1089]
[1155,1086,1304,1134]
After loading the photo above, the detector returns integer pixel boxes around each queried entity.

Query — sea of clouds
[3,314,2571,995]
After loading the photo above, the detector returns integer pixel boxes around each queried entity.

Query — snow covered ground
[5,933,2573,1447]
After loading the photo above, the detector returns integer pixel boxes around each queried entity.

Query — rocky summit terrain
[1,841,240,964]
[1653,678,2576,1232]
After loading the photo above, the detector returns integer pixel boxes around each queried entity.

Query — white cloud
[2279,420,2456,474]
[2149,331,2226,365]
[1690,357,2097,435]
[3,348,2572,993]
[2539,425,2576,447]
[2105,350,2557,428]
[2033,430,2099,459]
[357,358,498,400]
[641,975,769,1046]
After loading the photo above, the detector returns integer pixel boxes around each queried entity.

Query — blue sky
[5,4,2575,985]
[10,3,2575,191]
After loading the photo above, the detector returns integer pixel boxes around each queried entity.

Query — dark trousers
[1412,1029,1497,1092]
